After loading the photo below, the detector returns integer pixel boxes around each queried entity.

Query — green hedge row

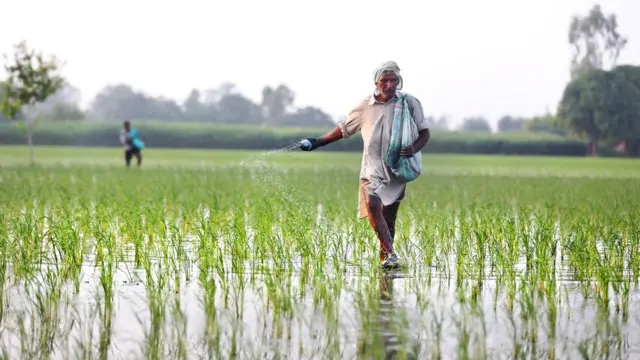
[0,121,610,156]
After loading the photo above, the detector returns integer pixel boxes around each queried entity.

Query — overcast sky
[1,0,639,126]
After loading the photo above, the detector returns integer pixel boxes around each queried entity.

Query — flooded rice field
[0,155,639,359]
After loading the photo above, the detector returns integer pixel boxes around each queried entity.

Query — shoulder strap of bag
[401,92,416,120]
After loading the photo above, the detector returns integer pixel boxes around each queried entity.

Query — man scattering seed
[119,121,144,168]
[300,61,431,269]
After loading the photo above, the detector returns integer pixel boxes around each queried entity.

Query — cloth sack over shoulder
[129,128,145,149]
[385,93,422,182]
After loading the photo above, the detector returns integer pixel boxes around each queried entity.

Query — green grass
[1,145,638,177]
[0,146,639,359]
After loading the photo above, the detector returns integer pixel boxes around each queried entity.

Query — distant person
[299,61,431,269]
[119,121,145,167]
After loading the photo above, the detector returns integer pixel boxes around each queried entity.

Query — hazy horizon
[1,0,639,127]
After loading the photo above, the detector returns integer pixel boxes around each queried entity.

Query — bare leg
[125,150,132,167]
[135,152,142,167]
[364,194,395,261]
[381,201,401,258]
[361,180,405,263]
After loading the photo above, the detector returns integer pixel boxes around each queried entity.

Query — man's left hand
[399,146,415,157]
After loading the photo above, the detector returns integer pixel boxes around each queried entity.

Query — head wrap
[373,61,404,94]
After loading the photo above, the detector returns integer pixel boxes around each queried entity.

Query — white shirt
[119,130,132,150]
[338,92,430,218]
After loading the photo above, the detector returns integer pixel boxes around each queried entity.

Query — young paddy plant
[625,212,640,286]
[168,218,190,287]
[138,255,169,360]
[454,209,478,296]
[167,257,188,360]
[48,206,86,295]
[97,239,116,360]
[0,208,10,334]
[9,206,48,284]
[118,205,148,269]
[227,206,251,277]
[195,233,222,360]
[16,261,70,358]
[493,212,521,313]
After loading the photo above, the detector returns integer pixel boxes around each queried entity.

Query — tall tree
[610,65,640,156]
[89,84,183,122]
[1,41,65,165]
[217,93,263,125]
[260,84,295,124]
[497,115,524,132]
[568,4,627,78]
[203,82,237,105]
[461,116,492,132]
[278,106,335,127]
[182,89,218,122]
[558,68,640,156]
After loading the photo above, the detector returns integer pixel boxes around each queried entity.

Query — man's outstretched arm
[300,126,343,151]
[300,103,363,151]
[316,126,344,147]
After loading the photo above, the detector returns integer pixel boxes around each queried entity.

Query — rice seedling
[0,148,639,359]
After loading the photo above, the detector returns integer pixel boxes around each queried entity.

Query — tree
[557,68,640,156]
[182,89,217,122]
[260,84,295,124]
[0,86,25,122]
[89,84,141,120]
[461,116,492,132]
[34,84,84,121]
[523,114,567,136]
[35,84,81,112]
[89,84,184,122]
[279,106,335,127]
[217,93,263,125]
[497,115,524,132]
[568,4,627,79]
[203,82,237,104]
[1,41,65,165]
[609,65,640,156]
[42,103,85,121]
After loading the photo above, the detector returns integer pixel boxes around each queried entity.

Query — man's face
[124,123,130,131]
[376,72,399,98]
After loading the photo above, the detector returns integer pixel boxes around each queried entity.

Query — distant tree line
[0,81,337,128]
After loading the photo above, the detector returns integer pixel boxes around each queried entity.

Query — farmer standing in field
[119,120,145,168]
[300,61,431,269]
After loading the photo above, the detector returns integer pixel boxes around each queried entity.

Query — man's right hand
[299,138,319,151]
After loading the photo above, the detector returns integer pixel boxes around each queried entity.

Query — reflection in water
[357,270,416,360]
